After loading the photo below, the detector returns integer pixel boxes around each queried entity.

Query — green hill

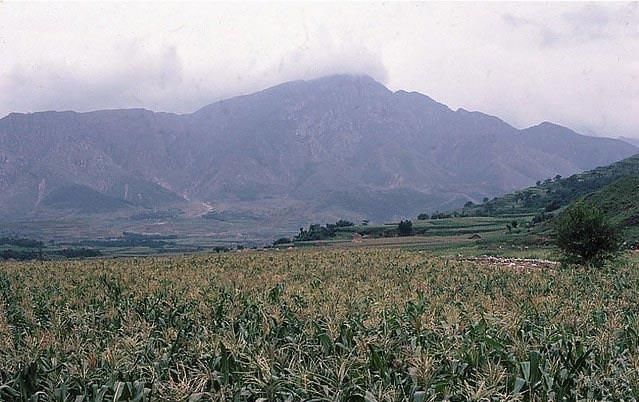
[461,153,639,217]
[581,176,639,243]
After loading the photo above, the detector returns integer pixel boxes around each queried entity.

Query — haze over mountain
[620,137,639,147]
[0,74,636,225]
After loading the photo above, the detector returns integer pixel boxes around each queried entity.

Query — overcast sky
[1,2,638,138]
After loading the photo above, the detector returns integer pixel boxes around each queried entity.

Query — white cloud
[0,2,637,138]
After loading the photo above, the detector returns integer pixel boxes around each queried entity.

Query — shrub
[417,213,429,220]
[58,248,102,259]
[397,220,413,236]
[273,237,292,246]
[554,202,622,264]
[532,211,553,225]
[545,200,562,212]
[0,237,44,248]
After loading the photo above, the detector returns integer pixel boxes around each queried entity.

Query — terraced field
[1,249,638,400]
[295,216,553,259]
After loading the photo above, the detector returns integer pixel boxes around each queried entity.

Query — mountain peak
[195,73,391,114]
[536,121,565,129]
[288,73,390,94]
[524,121,579,136]
[311,73,382,84]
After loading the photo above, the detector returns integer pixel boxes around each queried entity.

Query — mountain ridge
[0,74,636,224]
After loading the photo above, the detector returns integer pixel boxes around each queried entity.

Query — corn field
[1,249,638,401]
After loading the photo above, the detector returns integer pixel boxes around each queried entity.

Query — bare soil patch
[460,255,559,271]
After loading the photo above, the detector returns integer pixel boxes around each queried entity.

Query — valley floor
[1,214,556,260]
[1,248,638,400]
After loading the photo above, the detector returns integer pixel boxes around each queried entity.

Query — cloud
[267,23,388,86]
[1,43,188,113]
[502,3,639,47]
[502,13,534,28]
[0,2,637,139]
[0,3,387,115]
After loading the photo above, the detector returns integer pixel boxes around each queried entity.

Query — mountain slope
[461,153,639,218]
[0,74,636,223]
[620,137,639,147]
[581,176,639,243]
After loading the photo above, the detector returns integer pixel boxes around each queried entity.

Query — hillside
[581,176,639,242]
[1,75,636,227]
[620,137,639,147]
[461,153,639,218]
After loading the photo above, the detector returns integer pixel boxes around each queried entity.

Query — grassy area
[461,154,639,218]
[1,213,555,260]
[293,215,555,259]
[1,249,638,400]
[581,176,639,244]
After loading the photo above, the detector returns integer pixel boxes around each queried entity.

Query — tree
[511,220,518,228]
[417,213,429,220]
[545,200,562,212]
[554,202,622,264]
[398,220,413,236]
[273,237,292,246]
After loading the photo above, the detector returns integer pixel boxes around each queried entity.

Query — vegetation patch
[1,249,638,400]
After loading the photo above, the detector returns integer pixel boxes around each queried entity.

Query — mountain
[461,153,639,218]
[0,74,636,226]
[620,136,639,147]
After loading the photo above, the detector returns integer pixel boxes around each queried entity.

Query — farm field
[294,215,554,260]
[1,214,550,259]
[1,249,638,400]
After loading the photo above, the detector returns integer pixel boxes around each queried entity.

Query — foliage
[554,202,622,264]
[0,248,104,261]
[431,212,452,220]
[76,233,174,249]
[0,249,638,400]
[532,212,554,225]
[296,224,336,241]
[295,220,356,241]
[57,248,102,259]
[462,154,639,217]
[580,176,639,245]
[544,200,562,212]
[398,220,413,236]
[273,237,292,246]
[0,249,42,261]
[417,213,430,220]
[0,237,44,248]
